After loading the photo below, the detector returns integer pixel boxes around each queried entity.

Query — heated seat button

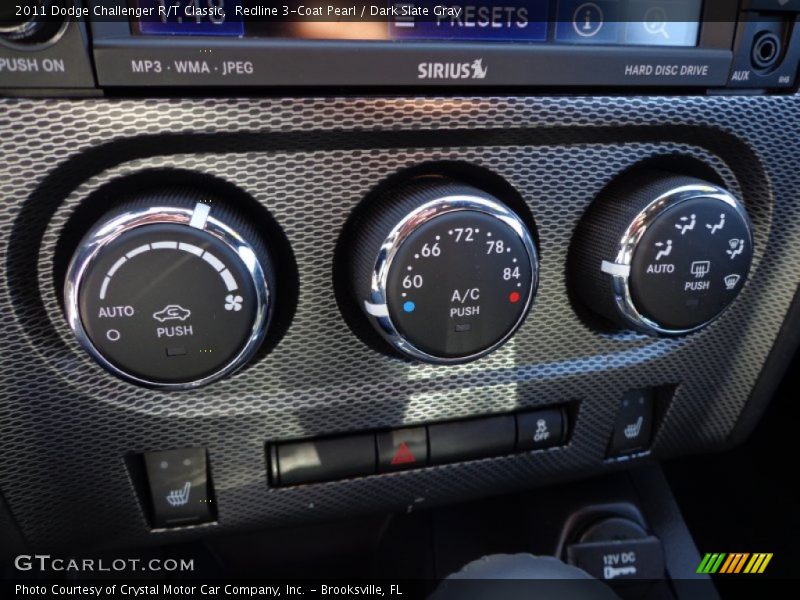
[142,448,213,528]
[517,408,566,451]
[608,389,654,457]
[377,427,428,472]
[275,435,376,485]
[429,416,516,464]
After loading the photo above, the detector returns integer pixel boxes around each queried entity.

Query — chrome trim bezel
[366,195,539,364]
[0,3,69,51]
[0,17,38,35]
[607,184,752,336]
[63,205,271,390]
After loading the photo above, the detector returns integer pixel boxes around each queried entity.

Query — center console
[1,4,799,588]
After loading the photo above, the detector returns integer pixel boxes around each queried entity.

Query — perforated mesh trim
[0,95,798,550]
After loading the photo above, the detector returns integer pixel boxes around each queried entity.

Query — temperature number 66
[420,243,440,257]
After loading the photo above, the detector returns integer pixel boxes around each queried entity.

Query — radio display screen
[133,1,702,48]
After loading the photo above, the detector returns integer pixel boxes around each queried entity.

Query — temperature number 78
[486,240,505,254]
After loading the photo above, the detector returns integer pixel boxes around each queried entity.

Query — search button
[643,6,670,39]
[624,0,701,47]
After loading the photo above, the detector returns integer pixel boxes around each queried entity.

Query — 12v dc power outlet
[567,517,665,582]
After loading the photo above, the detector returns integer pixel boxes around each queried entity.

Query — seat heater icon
[165,481,192,507]
[624,416,644,440]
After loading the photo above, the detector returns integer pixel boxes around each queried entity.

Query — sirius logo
[417,58,488,80]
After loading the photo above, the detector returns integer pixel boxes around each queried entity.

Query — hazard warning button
[377,427,428,472]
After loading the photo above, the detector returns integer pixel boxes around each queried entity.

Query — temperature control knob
[570,171,753,335]
[349,178,538,363]
[64,190,275,388]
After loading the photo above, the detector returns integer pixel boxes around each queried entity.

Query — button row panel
[269,408,568,487]
[134,391,660,527]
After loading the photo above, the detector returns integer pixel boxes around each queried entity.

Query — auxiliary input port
[751,32,782,71]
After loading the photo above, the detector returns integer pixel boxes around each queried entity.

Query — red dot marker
[509,291,521,303]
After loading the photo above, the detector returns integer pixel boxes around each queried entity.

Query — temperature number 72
[452,228,475,242]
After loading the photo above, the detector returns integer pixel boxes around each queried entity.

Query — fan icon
[224,294,243,311]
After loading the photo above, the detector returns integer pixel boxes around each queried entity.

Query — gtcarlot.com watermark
[14,554,194,574]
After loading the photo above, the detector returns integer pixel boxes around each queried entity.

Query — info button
[556,0,623,44]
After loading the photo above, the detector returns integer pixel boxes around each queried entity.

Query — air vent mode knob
[570,171,753,335]
[64,190,275,388]
[348,177,539,363]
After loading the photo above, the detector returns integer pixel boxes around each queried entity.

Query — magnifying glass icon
[643,6,669,39]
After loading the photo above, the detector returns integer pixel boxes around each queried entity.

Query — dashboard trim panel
[0,95,796,551]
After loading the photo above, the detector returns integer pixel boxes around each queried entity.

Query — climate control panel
[571,172,753,335]
[347,177,538,363]
[64,190,275,388]
[61,169,754,387]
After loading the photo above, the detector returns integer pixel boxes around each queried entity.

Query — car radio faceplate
[3,0,800,92]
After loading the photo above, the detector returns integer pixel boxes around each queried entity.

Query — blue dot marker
[403,301,416,313]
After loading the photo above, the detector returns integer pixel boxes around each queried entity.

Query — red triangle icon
[391,442,416,465]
